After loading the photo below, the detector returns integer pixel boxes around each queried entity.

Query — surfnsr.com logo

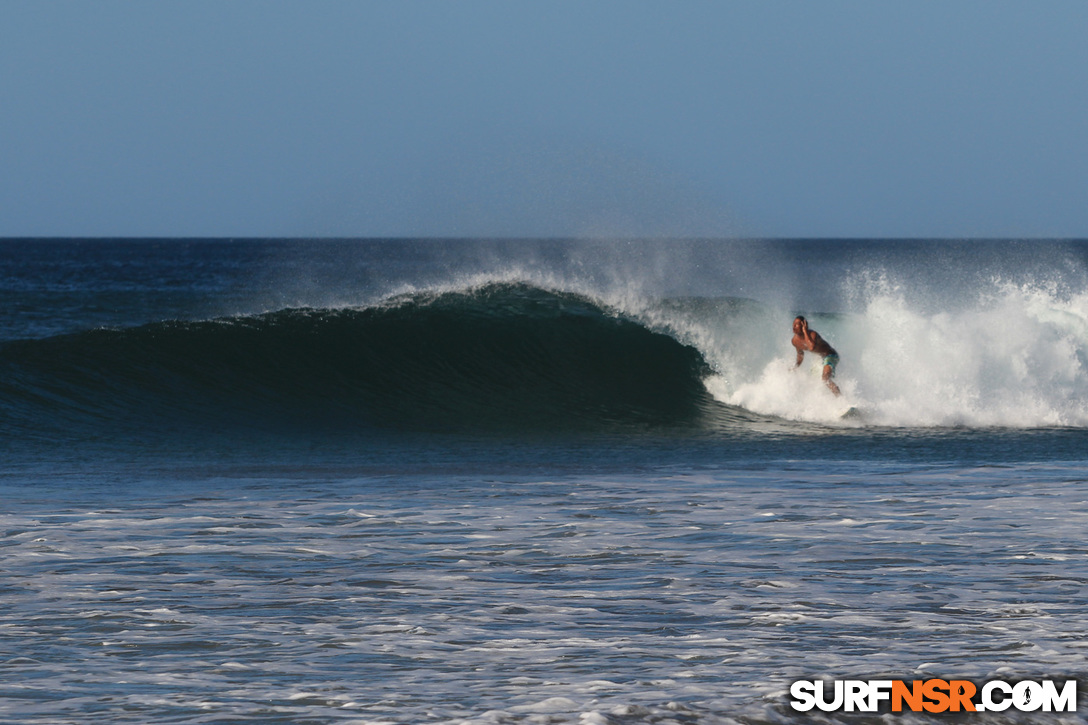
[790,679,1077,713]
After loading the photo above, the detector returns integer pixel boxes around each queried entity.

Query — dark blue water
[2,239,1087,723]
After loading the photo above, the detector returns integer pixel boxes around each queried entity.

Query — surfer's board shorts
[822,353,840,373]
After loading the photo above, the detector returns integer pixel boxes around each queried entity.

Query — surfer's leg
[820,353,841,396]
[822,364,841,396]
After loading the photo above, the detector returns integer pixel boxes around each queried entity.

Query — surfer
[792,316,841,396]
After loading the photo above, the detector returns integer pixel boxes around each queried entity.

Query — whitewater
[2,239,1087,724]
[707,278,1088,428]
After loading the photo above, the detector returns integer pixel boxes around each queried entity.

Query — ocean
[1,238,1086,724]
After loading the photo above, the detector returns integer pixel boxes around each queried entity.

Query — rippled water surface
[4,459,1087,723]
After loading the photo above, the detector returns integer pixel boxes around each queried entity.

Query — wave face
[0,283,721,437]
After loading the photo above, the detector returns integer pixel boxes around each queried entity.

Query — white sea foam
[687,277,1088,428]
[4,464,1087,724]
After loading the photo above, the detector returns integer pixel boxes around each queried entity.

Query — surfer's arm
[794,346,804,368]
[801,320,818,348]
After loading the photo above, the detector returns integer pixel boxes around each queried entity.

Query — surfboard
[840,406,864,420]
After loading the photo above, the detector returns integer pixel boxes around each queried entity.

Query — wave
[0,283,735,438]
[5,271,1087,442]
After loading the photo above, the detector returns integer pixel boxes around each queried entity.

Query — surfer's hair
[795,315,806,323]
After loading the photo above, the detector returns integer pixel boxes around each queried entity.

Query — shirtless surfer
[792,316,841,396]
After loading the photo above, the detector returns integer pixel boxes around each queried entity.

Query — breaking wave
[4,271,1087,441]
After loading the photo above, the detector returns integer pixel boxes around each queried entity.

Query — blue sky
[2,1,1086,238]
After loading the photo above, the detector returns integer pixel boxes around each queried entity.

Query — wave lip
[0,283,724,437]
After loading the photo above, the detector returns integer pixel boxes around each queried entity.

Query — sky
[1,1,1087,239]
